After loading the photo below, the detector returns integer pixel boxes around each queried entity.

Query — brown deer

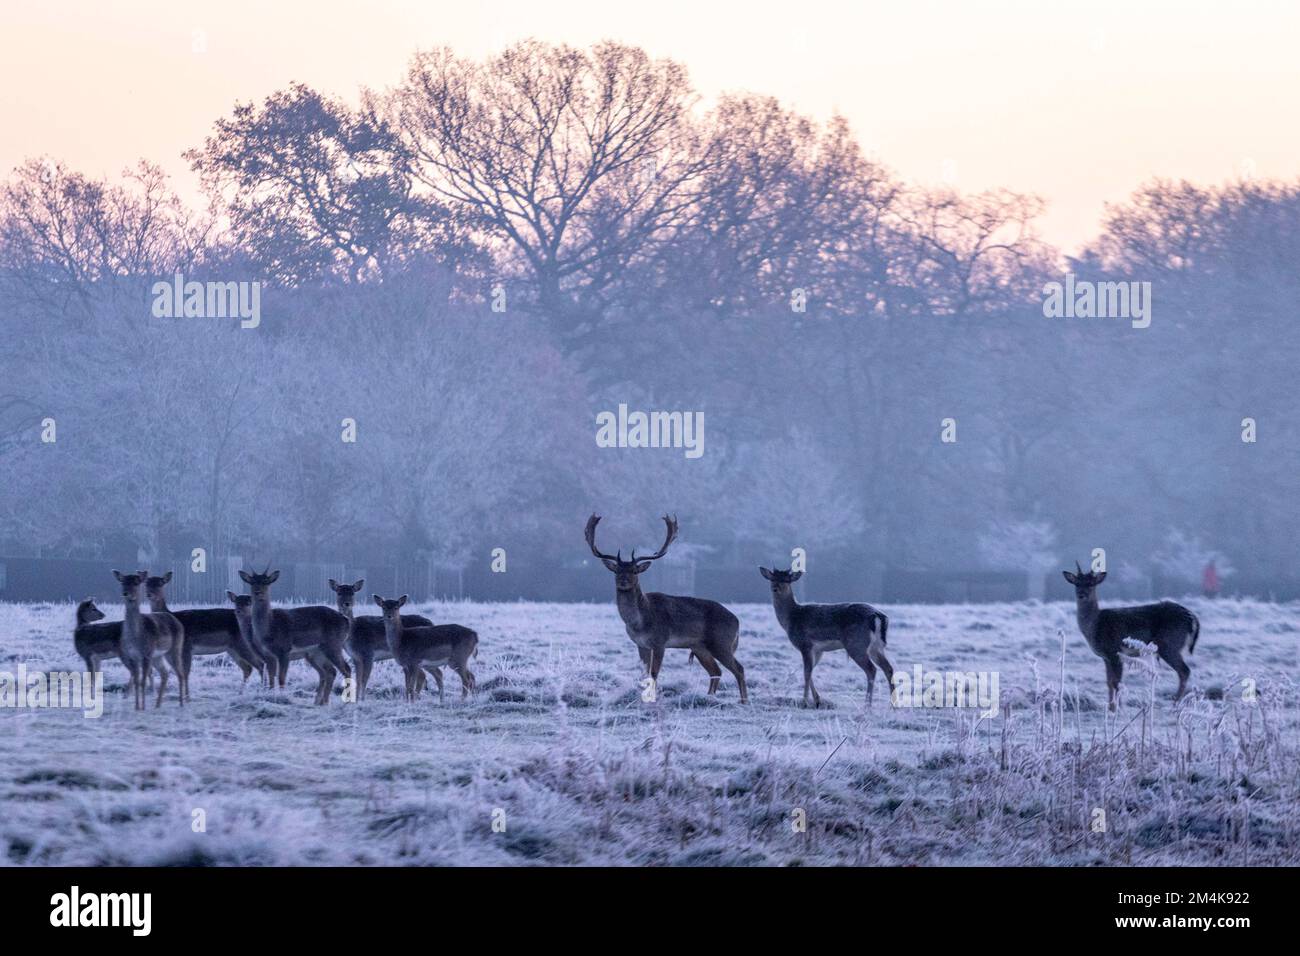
[759,566,894,708]
[73,598,155,694]
[585,514,747,703]
[1063,562,1200,710]
[113,570,184,710]
[328,579,439,699]
[146,571,264,699]
[372,594,478,701]
[238,566,353,705]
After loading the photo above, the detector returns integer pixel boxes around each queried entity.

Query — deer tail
[688,651,696,664]
[1189,613,1200,654]
[877,613,889,646]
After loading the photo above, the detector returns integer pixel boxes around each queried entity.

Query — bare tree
[388,41,710,327]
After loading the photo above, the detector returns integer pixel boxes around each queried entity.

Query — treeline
[0,41,1295,594]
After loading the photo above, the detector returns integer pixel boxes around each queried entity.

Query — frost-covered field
[1,598,1297,866]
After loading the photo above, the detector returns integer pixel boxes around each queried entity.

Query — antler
[1075,559,1083,575]
[585,514,620,563]
[632,515,678,564]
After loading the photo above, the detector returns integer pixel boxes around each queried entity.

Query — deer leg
[179,640,193,703]
[637,646,652,677]
[276,650,291,689]
[170,642,185,707]
[425,666,445,702]
[649,646,664,685]
[454,662,474,699]
[800,649,821,708]
[231,653,253,685]
[322,662,339,705]
[866,639,894,704]
[353,654,371,701]
[320,642,352,683]
[847,643,877,705]
[1103,653,1123,712]
[715,646,748,704]
[693,649,722,695]
[367,656,381,700]
[153,657,171,709]
[1157,643,1191,702]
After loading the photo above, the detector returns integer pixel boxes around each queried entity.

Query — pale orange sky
[2,0,1296,255]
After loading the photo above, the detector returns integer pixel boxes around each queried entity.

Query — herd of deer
[68,515,1202,713]
[73,569,478,710]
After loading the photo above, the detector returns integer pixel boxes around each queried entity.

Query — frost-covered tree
[978,518,1057,598]
[1152,529,1235,586]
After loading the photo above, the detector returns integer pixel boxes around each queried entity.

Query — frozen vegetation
[1,598,1297,866]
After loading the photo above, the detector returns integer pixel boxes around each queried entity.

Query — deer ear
[759,567,773,580]
[163,570,173,583]
[633,561,652,574]
[1094,571,1107,584]
[1062,571,1077,584]
[268,570,280,583]
[353,579,364,591]
[226,590,238,603]
[372,595,383,607]
[113,570,125,582]
[328,579,338,591]
[239,570,252,584]
[789,570,804,582]
[601,558,620,573]
[398,595,408,607]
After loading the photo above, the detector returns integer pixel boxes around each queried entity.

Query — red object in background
[1202,560,1220,597]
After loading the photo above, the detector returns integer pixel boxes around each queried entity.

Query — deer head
[372,594,408,622]
[76,598,105,625]
[758,566,803,598]
[1062,560,1107,600]
[585,514,678,592]
[226,590,253,616]
[112,570,148,604]
[328,578,366,617]
[238,565,280,602]
[144,570,173,608]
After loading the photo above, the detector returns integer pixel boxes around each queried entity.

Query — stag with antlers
[585,514,747,703]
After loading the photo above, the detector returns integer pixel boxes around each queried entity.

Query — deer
[146,571,264,699]
[585,514,747,703]
[237,566,353,705]
[113,570,185,710]
[72,598,156,695]
[1063,561,1200,710]
[328,579,439,700]
[372,594,478,702]
[759,566,894,708]
[224,591,342,701]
